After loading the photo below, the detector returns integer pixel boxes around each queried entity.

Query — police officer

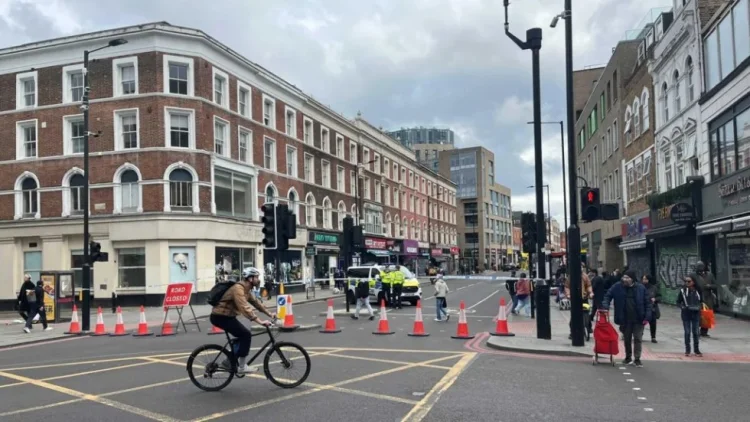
[380,266,392,307]
[391,265,404,309]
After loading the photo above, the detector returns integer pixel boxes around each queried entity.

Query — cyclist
[210,267,276,373]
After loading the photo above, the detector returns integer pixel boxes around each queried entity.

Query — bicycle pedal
[236,373,246,378]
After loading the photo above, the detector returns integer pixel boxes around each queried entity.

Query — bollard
[111,291,118,314]
[535,280,551,340]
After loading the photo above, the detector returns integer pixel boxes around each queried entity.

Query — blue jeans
[515,295,530,316]
[436,297,447,320]
[682,311,701,354]
[510,294,518,312]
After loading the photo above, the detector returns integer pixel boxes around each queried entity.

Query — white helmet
[242,267,261,279]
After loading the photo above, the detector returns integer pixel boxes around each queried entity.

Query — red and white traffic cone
[91,306,108,336]
[208,324,224,335]
[451,300,475,340]
[373,299,395,335]
[319,298,341,334]
[407,299,429,337]
[157,310,176,337]
[64,304,83,335]
[109,306,128,336]
[490,297,515,337]
[281,295,299,331]
[133,305,154,337]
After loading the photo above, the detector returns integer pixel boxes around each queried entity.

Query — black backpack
[207,281,236,306]
[356,280,369,299]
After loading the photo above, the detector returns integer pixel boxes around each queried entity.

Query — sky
[0,0,665,229]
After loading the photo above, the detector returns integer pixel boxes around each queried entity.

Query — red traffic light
[586,190,596,203]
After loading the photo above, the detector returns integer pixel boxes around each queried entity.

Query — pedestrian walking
[351,278,375,321]
[694,261,716,337]
[514,273,532,317]
[16,274,35,323]
[677,275,703,357]
[433,274,450,322]
[642,274,661,343]
[23,280,52,333]
[601,270,651,367]
[505,277,518,314]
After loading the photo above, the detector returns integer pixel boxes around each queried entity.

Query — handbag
[700,304,715,329]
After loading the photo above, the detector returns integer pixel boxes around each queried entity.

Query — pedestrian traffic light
[88,240,109,264]
[521,212,537,254]
[261,203,277,249]
[580,188,601,222]
[352,225,364,251]
[277,204,289,251]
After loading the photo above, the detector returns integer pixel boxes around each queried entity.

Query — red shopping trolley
[592,310,618,366]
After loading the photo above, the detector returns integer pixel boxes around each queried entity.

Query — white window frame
[384,185,390,206]
[237,81,252,118]
[238,127,253,164]
[383,158,390,176]
[320,125,330,153]
[162,55,195,96]
[262,94,276,128]
[350,171,356,195]
[337,166,345,192]
[112,56,139,97]
[213,116,231,158]
[364,176,370,200]
[163,162,200,213]
[263,137,277,171]
[641,88,650,132]
[286,145,298,177]
[321,160,331,188]
[350,141,358,164]
[14,171,41,220]
[322,198,332,229]
[305,193,317,227]
[16,119,38,160]
[375,180,381,203]
[304,153,315,183]
[62,63,85,104]
[113,163,143,214]
[16,71,38,109]
[303,117,313,144]
[336,135,344,158]
[63,114,85,156]
[285,106,297,138]
[113,108,140,151]
[61,167,87,217]
[212,67,229,108]
[164,107,196,149]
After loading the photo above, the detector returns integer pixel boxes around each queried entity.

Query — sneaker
[350,315,359,320]
[634,360,643,368]
[44,327,53,331]
[695,352,703,357]
[446,314,450,321]
[434,318,443,322]
[621,358,632,365]
[23,327,30,333]
[651,338,657,343]
[368,315,375,321]
[237,364,260,374]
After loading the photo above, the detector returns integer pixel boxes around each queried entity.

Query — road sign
[277,295,288,320]
[163,283,193,308]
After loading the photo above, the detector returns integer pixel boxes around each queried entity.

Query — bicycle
[186,321,311,392]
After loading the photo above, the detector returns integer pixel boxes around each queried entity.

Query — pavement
[486,294,750,363]
[1,273,750,421]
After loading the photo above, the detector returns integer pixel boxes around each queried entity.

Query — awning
[314,245,340,253]
[732,215,750,231]
[646,224,689,240]
[366,249,391,257]
[619,239,647,251]
[696,219,733,236]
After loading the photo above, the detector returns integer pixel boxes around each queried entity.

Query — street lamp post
[81,38,128,332]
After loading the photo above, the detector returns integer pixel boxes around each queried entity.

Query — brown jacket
[211,281,271,320]
[564,273,593,299]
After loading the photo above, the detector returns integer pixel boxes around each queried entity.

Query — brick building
[0,22,457,307]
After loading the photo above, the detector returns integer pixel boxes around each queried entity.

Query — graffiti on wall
[625,250,651,282]
[656,245,699,304]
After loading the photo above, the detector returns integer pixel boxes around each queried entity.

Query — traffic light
[521,212,537,254]
[88,241,109,263]
[277,204,289,251]
[341,216,353,255]
[261,203,277,249]
[352,225,364,251]
[580,188,601,222]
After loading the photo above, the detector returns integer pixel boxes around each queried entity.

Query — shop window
[23,251,42,284]
[118,248,146,289]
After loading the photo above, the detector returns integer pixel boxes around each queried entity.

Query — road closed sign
[163,283,193,307]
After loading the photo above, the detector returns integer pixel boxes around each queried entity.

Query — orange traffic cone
[157,310,176,337]
[490,297,515,337]
[64,304,83,335]
[133,306,154,337]
[91,306,108,336]
[451,300,475,340]
[109,306,128,336]
[373,299,395,335]
[407,299,429,337]
[208,324,224,335]
[319,298,341,334]
[281,295,299,331]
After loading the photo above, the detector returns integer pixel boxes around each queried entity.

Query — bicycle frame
[210,324,289,371]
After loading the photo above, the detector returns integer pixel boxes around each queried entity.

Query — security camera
[550,15,560,28]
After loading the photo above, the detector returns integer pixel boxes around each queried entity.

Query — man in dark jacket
[602,270,651,367]
[505,278,518,314]
[23,280,51,333]
[16,274,35,322]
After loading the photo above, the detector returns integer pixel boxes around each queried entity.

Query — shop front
[307,231,342,278]
[400,240,419,271]
[647,178,704,305]
[451,247,460,274]
[363,236,393,265]
[263,249,303,285]
[696,170,750,317]
[619,210,653,280]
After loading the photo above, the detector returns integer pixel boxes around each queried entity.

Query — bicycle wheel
[263,341,311,389]
[187,344,235,392]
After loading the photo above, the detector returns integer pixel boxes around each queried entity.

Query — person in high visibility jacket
[390,265,405,309]
[380,266,392,307]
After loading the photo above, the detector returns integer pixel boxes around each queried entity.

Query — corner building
[0,22,457,308]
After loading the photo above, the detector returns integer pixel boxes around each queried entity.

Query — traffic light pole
[564,0,585,347]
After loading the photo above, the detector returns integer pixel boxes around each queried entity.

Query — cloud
[0,0,660,229]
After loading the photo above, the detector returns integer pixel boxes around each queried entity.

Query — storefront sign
[651,197,694,230]
[431,248,443,256]
[402,239,419,255]
[450,246,460,255]
[703,167,750,221]
[305,246,316,257]
[419,248,430,256]
[365,237,387,250]
[670,203,695,224]
[308,231,340,245]
[621,211,650,241]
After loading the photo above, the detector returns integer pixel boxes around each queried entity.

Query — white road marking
[633,388,641,391]
[619,366,626,370]
[467,289,501,310]
[644,408,654,412]
[626,379,635,382]
[623,372,631,375]
[637,397,647,401]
